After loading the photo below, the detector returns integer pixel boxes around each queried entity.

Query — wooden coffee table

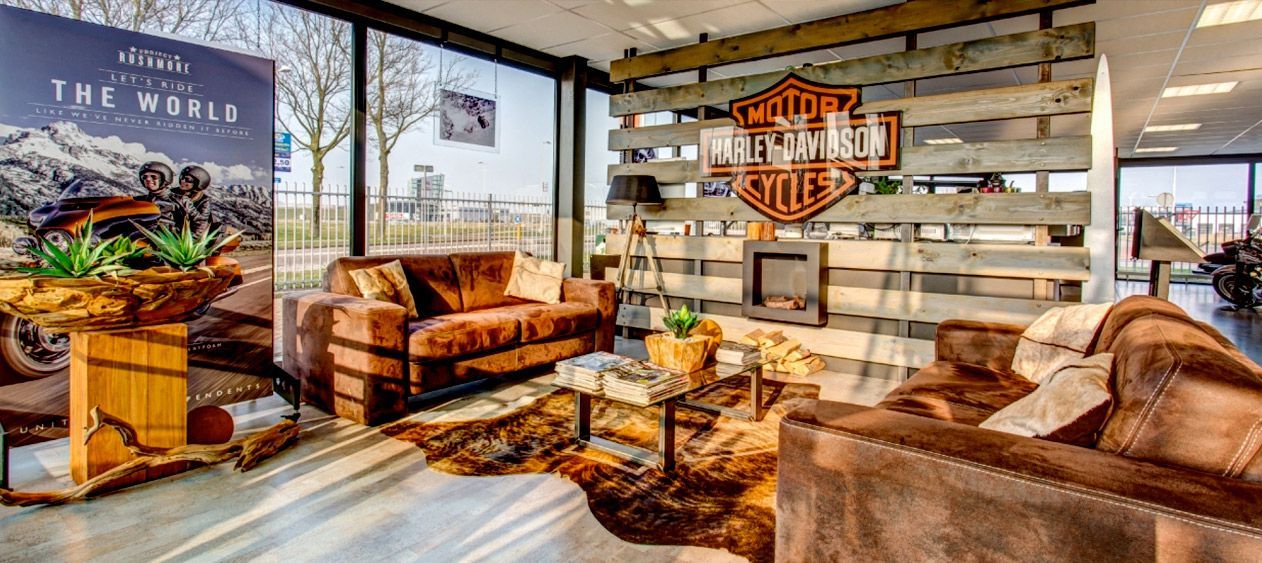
[554,358,771,472]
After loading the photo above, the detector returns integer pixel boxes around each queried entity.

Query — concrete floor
[6,283,1251,561]
[0,339,897,562]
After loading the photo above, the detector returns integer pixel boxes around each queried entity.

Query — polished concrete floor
[6,285,1252,561]
[0,339,897,562]
[1116,280,1262,363]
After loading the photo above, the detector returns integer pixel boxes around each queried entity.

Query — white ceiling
[386,0,1262,158]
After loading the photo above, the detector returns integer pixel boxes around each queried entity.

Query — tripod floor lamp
[607,174,670,318]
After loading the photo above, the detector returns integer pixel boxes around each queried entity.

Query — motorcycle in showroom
[1199,215,1262,308]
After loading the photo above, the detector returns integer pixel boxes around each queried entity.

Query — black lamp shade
[606,175,664,206]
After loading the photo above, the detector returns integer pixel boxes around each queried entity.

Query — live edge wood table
[69,323,189,486]
[555,358,773,472]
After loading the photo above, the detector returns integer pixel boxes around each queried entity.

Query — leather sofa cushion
[497,302,598,343]
[408,310,520,361]
[877,361,1038,426]
[1087,295,1189,355]
[450,251,532,312]
[1097,308,1262,481]
[326,255,463,315]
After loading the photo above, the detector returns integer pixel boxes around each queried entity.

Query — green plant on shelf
[662,304,700,340]
[134,222,240,271]
[18,216,133,279]
[868,177,902,195]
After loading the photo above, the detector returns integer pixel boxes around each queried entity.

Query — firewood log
[784,348,811,362]
[757,330,785,348]
[788,356,826,376]
[739,329,765,346]
[764,339,801,360]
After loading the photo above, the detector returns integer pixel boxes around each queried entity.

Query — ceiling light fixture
[1143,123,1203,132]
[1135,147,1179,153]
[1197,0,1262,27]
[1162,82,1238,97]
[923,138,963,145]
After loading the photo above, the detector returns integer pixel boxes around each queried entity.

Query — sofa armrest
[562,278,616,352]
[281,290,408,425]
[777,399,1262,562]
[935,319,1025,370]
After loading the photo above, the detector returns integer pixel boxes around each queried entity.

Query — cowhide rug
[381,376,820,562]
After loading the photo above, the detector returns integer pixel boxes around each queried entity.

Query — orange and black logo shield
[701,74,901,223]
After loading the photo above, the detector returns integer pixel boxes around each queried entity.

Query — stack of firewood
[739,329,826,376]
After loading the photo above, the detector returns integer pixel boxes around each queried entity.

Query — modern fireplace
[742,240,828,326]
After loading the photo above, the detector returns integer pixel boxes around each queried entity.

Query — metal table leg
[658,399,676,472]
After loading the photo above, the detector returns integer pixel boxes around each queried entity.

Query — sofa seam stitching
[1229,418,1262,477]
[782,417,1262,539]
[1120,315,1182,455]
[1228,419,1262,475]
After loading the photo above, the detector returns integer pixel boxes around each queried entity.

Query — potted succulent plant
[0,218,240,333]
[645,304,712,373]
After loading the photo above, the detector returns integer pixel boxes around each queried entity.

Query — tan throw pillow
[348,260,419,319]
[1011,303,1111,384]
[504,251,565,304]
[981,353,1114,447]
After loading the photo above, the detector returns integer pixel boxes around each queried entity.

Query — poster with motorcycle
[0,6,275,447]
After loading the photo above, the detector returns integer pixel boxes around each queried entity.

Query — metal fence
[275,184,615,290]
[1117,205,1249,281]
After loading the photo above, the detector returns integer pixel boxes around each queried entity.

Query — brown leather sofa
[282,251,615,425]
[777,295,1262,561]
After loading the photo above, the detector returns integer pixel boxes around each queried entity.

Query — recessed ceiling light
[923,138,963,145]
[1135,147,1179,153]
[1197,0,1262,27]
[1162,82,1238,97]
[1143,123,1203,132]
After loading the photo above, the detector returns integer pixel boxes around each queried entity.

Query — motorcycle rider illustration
[135,161,177,227]
[173,165,215,237]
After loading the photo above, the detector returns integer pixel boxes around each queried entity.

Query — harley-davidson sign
[700,74,901,223]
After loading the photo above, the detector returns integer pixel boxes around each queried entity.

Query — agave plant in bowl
[644,305,713,373]
[0,219,238,333]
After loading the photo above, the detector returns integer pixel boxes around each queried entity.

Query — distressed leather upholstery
[496,302,599,343]
[877,361,1038,426]
[408,311,521,361]
[282,251,615,424]
[777,295,1262,560]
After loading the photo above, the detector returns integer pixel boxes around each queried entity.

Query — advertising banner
[699,74,901,223]
[0,6,275,447]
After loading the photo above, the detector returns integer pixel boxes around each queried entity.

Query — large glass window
[262,4,353,289]
[363,42,557,259]
[584,89,622,272]
[1118,163,1252,279]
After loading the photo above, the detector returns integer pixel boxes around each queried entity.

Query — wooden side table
[68,323,188,486]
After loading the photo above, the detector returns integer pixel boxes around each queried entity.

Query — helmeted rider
[173,165,215,238]
[135,161,177,226]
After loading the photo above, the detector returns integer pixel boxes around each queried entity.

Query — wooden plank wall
[605,0,1111,379]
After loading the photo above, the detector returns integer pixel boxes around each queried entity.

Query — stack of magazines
[601,363,691,407]
[716,342,760,365]
[716,342,761,377]
[554,351,633,393]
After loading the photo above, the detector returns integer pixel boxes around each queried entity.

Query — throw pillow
[1011,303,1111,384]
[504,251,565,304]
[981,353,1114,447]
[349,260,420,319]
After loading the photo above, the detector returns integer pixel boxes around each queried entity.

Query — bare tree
[262,6,350,239]
[366,30,473,238]
[2,0,249,42]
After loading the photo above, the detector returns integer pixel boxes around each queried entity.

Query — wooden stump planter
[645,332,711,373]
[0,265,235,333]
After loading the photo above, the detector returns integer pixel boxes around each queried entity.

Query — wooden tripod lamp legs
[614,212,672,320]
